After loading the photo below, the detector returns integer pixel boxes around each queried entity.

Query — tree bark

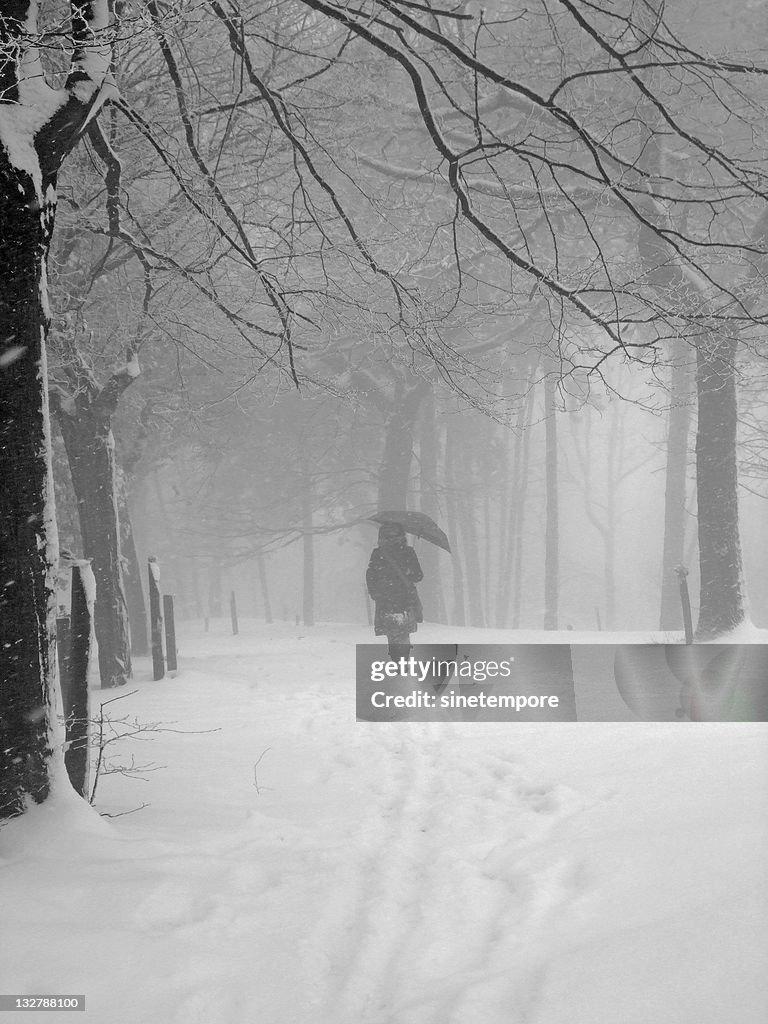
[695,332,745,637]
[0,164,59,817]
[0,0,114,817]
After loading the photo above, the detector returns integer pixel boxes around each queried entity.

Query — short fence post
[148,557,165,680]
[65,564,92,799]
[675,565,694,644]
[230,591,239,635]
[163,594,178,672]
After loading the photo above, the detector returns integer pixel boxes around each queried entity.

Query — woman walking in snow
[366,522,423,659]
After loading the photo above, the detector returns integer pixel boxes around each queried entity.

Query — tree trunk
[543,376,559,630]
[0,0,116,816]
[695,332,745,637]
[256,550,273,623]
[510,490,529,628]
[602,401,624,631]
[659,348,694,630]
[120,495,149,656]
[417,391,444,622]
[0,168,59,817]
[377,379,429,509]
[457,500,485,626]
[53,394,133,688]
[444,420,466,626]
[510,387,535,629]
[302,466,315,626]
[604,518,616,631]
[451,419,484,627]
[483,487,493,620]
[496,429,513,626]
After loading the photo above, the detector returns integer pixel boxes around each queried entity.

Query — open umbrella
[368,510,451,553]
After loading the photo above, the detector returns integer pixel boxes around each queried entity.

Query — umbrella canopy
[368,510,451,553]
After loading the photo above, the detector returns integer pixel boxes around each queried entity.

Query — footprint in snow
[517,782,561,815]
[131,879,217,932]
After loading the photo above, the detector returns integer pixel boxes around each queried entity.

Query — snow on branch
[67,0,116,103]
[0,0,119,195]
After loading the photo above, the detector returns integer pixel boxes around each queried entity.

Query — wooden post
[148,557,165,680]
[675,565,694,644]
[230,590,239,635]
[594,606,603,631]
[163,594,178,672]
[65,564,92,798]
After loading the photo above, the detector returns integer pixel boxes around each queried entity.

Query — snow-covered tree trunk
[0,0,114,818]
[0,168,58,816]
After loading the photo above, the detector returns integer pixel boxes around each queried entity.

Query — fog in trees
[4,0,768,817]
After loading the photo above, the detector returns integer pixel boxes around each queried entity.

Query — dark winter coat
[366,542,423,636]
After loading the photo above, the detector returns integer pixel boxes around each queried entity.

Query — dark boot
[387,640,411,662]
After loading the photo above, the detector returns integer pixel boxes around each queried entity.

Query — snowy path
[1,621,767,1023]
[302,727,587,1024]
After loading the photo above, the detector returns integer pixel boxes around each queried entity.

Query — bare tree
[49,336,139,688]
[5,0,768,819]
[1,0,116,818]
[283,0,768,634]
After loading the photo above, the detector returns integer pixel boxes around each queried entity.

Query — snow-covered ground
[2,620,767,1023]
